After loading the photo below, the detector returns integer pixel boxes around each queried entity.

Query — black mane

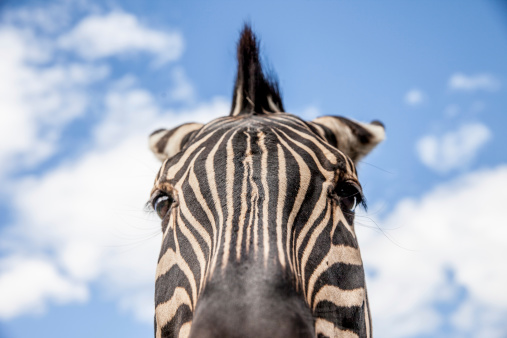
[230,25,285,116]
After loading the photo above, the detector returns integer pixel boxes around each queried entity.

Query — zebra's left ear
[309,116,385,163]
[149,122,203,161]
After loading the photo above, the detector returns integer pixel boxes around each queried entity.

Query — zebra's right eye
[153,194,173,219]
[335,181,365,213]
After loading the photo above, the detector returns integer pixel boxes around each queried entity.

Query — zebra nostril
[187,293,315,338]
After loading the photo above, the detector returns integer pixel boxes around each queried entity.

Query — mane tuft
[230,24,285,116]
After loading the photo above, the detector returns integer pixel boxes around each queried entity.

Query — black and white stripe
[148,25,384,338]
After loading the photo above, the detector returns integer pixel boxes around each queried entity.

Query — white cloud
[288,105,320,120]
[93,76,160,147]
[0,87,228,321]
[0,257,88,319]
[451,301,507,337]
[0,5,190,178]
[357,165,507,337]
[0,25,109,176]
[298,106,321,119]
[94,76,224,147]
[1,0,77,33]
[449,73,501,92]
[0,96,228,321]
[167,67,195,103]
[416,123,491,173]
[58,11,183,66]
[0,3,229,322]
[404,89,425,106]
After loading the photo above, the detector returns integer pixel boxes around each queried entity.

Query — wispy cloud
[444,104,460,118]
[0,4,228,322]
[0,6,187,177]
[0,257,88,319]
[298,106,320,119]
[448,73,501,92]
[0,95,228,321]
[0,89,228,323]
[404,89,425,106]
[167,67,195,103]
[416,123,491,173]
[359,165,507,337]
[0,26,109,176]
[1,0,77,33]
[58,11,183,66]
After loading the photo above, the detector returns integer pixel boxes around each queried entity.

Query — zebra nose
[188,318,314,338]
[188,296,315,338]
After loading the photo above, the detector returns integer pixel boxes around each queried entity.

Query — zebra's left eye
[335,181,364,213]
[153,194,173,219]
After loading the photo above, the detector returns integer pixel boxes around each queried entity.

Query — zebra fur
[148,25,384,338]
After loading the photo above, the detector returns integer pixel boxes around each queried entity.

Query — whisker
[358,161,395,175]
[355,216,420,252]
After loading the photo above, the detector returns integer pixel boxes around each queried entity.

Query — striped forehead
[153,113,358,185]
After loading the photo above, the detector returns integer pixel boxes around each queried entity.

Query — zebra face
[148,26,384,338]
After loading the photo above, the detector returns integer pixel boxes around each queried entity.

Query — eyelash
[334,181,367,213]
[149,191,174,220]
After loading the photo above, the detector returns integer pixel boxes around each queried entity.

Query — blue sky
[0,1,506,337]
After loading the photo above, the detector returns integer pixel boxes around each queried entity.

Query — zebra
[148,25,384,338]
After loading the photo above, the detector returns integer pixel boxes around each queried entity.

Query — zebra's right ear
[149,123,203,161]
[309,116,385,163]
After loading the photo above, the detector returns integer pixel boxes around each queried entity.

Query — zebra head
[148,25,384,338]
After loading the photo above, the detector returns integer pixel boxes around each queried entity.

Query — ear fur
[149,122,203,161]
[310,116,385,163]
